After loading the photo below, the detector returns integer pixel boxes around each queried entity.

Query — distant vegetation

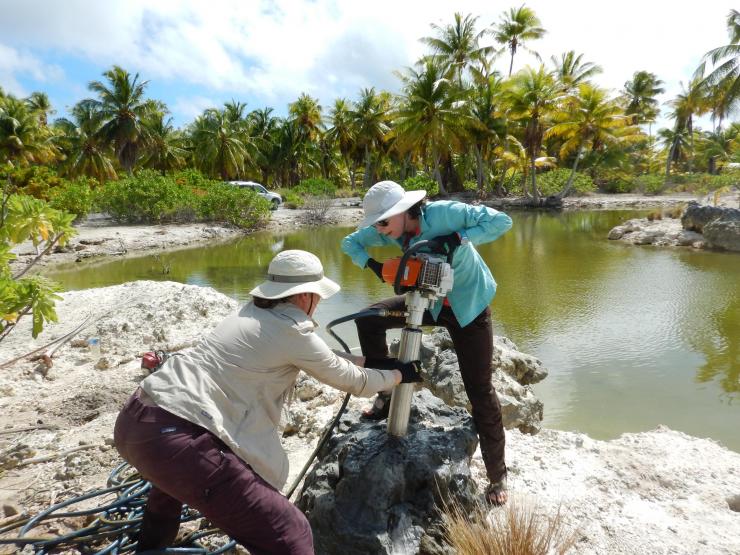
[2,6,740,210]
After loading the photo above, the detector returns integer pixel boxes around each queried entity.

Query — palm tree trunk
[475,146,485,192]
[558,143,584,199]
[688,117,694,174]
[433,154,446,195]
[530,156,539,202]
[665,139,677,180]
[363,146,372,188]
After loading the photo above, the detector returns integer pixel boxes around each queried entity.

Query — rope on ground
[0,462,237,554]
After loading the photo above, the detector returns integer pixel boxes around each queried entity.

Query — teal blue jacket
[341,200,512,327]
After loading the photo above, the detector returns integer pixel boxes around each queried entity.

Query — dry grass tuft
[441,496,578,555]
[301,195,334,224]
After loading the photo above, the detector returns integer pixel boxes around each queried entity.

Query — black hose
[285,308,386,500]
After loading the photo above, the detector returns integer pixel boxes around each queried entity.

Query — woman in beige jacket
[114,250,421,555]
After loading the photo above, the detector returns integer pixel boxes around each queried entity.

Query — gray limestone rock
[703,210,740,252]
[297,389,479,555]
[681,201,727,232]
[391,328,547,433]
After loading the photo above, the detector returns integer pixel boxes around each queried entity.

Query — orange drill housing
[381,257,424,287]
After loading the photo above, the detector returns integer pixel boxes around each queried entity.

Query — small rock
[3,503,21,517]
[727,494,740,512]
[94,357,111,370]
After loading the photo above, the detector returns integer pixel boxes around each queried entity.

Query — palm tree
[351,88,390,188]
[289,94,324,181]
[492,5,546,76]
[467,75,507,192]
[140,112,187,175]
[621,71,665,128]
[696,10,740,122]
[393,60,469,193]
[699,125,739,174]
[668,78,709,173]
[421,12,493,84]
[88,65,154,174]
[505,65,560,201]
[190,108,250,180]
[658,125,689,177]
[549,51,602,92]
[0,95,56,167]
[54,99,117,182]
[545,84,637,197]
[26,92,55,126]
[248,107,279,184]
[327,98,359,189]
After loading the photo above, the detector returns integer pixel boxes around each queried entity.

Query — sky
[0,0,734,131]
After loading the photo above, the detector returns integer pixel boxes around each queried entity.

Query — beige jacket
[140,301,396,490]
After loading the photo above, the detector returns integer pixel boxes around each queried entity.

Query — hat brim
[249,276,340,300]
[358,189,427,229]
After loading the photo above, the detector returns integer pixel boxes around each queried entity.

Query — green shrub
[0,165,65,200]
[294,178,337,197]
[402,174,440,197]
[536,169,595,196]
[97,170,198,223]
[462,180,478,192]
[665,172,739,194]
[278,188,303,209]
[47,178,96,222]
[634,174,665,195]
[198,183,270,229]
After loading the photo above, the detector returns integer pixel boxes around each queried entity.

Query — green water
[46,210,740,451]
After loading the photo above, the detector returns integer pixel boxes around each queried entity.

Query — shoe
[361,393,391,420]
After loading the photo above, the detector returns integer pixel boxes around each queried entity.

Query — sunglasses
[374,219,390,228]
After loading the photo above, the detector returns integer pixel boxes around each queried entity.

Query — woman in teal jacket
[341,180,512,505]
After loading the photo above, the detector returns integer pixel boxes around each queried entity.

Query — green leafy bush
[536,169,595,196]
[0,165,65,200]
[48,178,96,222]
[294,178,337,197]
[97,170,198,223]
[402,174,440,197]
[634,174,665,195]
[198,183,270,229]
[278,188,303,209]
[665,172,740,194]
[462,180,478,192]
[1,194,75,340]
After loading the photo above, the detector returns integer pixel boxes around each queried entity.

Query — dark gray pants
[113,390,313,554]
[356,296,506,482]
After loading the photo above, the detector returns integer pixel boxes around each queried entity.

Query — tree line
[2,6,739,201]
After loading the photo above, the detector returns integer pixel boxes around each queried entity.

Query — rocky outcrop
[702,208,740,251]
[391,328,547,434]
[609,200,740,251]
[297,389,478,555]
[681,202,728,232]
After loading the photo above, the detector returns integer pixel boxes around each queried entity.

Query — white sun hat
[249,250,340,300]
[358,180,427,229]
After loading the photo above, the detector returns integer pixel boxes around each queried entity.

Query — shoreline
[10,193,706,274]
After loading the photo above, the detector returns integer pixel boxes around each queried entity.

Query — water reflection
[46,210,740,451]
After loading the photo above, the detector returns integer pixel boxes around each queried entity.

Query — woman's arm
[290,329,398,396]
[341,227,394,268]
[430,201,513,246]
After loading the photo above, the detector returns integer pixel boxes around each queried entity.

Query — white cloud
[0,0,734,128]
[171,95,221,121]
[0,43,64,96]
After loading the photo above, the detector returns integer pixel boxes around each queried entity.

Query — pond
[46,210,740,451]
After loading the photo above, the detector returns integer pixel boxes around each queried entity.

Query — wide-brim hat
[358,180,427,229]
[249,250,340,300]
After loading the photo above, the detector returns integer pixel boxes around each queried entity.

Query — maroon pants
[356,297,506,483]
[113,390,313,554]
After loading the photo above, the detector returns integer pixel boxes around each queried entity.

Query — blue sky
[0,0,733,130]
